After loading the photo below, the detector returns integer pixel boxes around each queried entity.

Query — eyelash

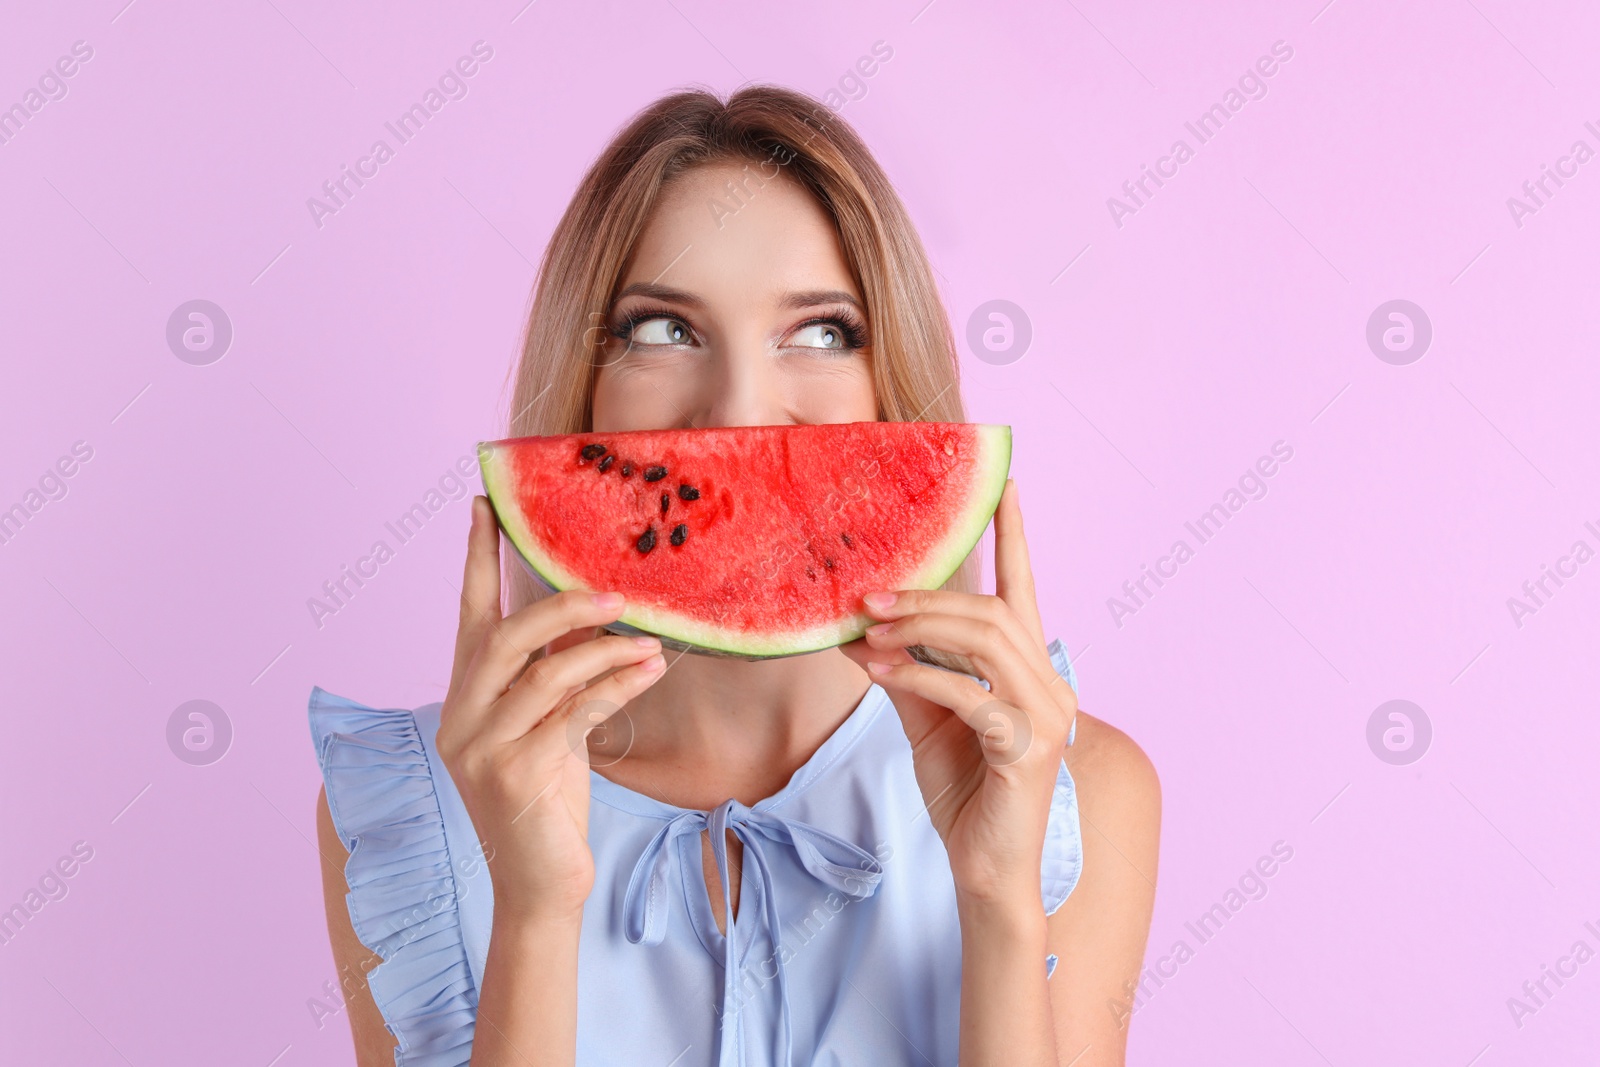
[608,305,687,345]
[608,305,870,350]
[796,312,871,351]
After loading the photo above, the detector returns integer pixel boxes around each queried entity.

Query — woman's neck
[587,646,874,810]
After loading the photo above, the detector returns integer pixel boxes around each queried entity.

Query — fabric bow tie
[621,798,885,1066]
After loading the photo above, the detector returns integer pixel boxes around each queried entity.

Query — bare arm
[951,718,1160,1067]
[1046,715,1162,1066]
[315,784,400,1067]
[956,891,1059,1065]
[468,910,585,1064]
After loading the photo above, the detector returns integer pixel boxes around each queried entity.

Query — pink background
[3,0,1597,1063]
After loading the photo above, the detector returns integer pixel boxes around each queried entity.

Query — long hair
[499,85,979,652]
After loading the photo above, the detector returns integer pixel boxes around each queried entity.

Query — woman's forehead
[619,162,863,308]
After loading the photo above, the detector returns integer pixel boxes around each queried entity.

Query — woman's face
[591,161,878,432]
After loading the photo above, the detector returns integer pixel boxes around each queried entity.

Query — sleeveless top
[308,639,1084,1067]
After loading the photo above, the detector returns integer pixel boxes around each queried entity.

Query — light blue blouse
[309,639,1084,1066]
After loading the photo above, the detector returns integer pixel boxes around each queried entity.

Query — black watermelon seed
[805,566,816,580]
[597,454,615,473]
[660,493,670,517]
[840,532,854,548]
[620,463,633,477]
[636,527,656,554]
[670,523,687,546]
[677,484,700,501]
[580,443,607,461]
[643,465,667,482]
[823,557,835,569]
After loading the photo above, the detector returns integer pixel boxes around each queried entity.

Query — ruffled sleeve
[308,686,477,1066]
[1040,638,1084,923]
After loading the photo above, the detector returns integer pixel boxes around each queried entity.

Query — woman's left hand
[839,478,1076,909]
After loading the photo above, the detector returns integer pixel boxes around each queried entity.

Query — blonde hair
[499,84,979,641]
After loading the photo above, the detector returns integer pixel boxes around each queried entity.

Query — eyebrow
[778,289,863,312]
[612,282,706,309]
[611,283,863,313]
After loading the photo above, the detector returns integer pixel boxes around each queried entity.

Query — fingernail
[592,592,624,609]
[866,622,893,637]
[633,635,660,648]
[641,653,666,672]
[866,661,892,675]
[864,592,897,611]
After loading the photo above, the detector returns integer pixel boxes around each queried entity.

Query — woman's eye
[630,317,690,345]
[789,322,849,349]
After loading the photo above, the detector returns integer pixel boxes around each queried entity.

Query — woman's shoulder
[1059,691,1162,908]
[1039,640,1160,905]
[1066,711,1161,821]
[1042,637,1160,818]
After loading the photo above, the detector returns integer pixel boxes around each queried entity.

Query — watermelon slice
[477,422,1011,658]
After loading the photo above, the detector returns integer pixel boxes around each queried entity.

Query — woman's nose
[691,338,789,428]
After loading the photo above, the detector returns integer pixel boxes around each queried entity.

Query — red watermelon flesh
[477,421,1011,658]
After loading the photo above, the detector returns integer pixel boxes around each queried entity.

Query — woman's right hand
[436,495,667,923]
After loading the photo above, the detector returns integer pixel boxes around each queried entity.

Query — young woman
[312,86,1160,1066]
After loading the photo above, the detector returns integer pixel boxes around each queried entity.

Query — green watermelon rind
[477,424,1013,660]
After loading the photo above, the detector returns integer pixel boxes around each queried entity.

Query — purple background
[3,0,1597,1063]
